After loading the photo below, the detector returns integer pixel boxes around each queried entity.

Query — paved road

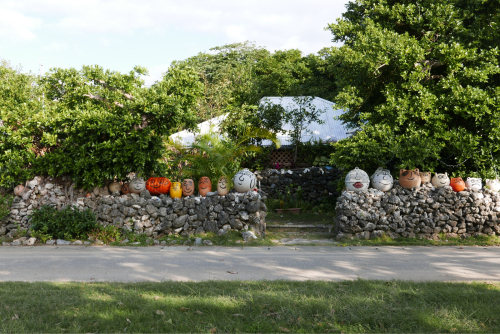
[1,245,499,282]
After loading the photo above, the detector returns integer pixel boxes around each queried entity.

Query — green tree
[329,0,500,178]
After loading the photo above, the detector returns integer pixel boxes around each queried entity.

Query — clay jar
[431,172,450,188]
[233,169,257,193]
[486,179,500,192]
[399,168,421,189]
[419,172,432,185]
[109,182,122,193]
[170,182,182,198]
[450,177,466,192]
[198,177,212,197]
[465,177,482,191]
[129,177,146,194]
[345,167,369,192]
[217,176,230,196]
[121,183,131,194]
[370,167,393,192]
[182,179,194,196]
[14,185,25,197]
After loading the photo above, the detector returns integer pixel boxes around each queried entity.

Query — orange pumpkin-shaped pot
[170,182,182,198]
[146,177,162,195]
[14,185,25,197]
[419,172,431,185]
[198,177,212,197]
[450,177,466,192]
[182,179,194,196]
[121,182,131,194]
[399,168,421,189]
[157,177,171,194]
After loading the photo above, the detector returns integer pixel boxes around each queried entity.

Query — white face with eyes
[233,169,257,193]
[345,167,370,192]
[465,177,482,191]
[486,179,500,192]
[370,168,393,192]
[431,173,450,188]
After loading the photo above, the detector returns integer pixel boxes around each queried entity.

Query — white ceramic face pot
[465,177,482,191]
[431,173,450,188]
[370,167,394,192]
[233,169,257,193]
[486,179,500,192]
[345,167,370,192]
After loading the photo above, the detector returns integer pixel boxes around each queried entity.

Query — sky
[0,0,349,85]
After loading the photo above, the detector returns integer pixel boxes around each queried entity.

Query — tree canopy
[329,0,500,178]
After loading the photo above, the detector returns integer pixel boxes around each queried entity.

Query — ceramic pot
[233,169,257,193]
[345,167,369,192]
[182,179,195,196]
[14,185,25,197]
[370,167,393,192]
[158,177,171,194]
[431,172,450,188]
[198,177,212,197]
[170,182,182,198]
[450,177,465,192]
[129,177,146,194]
[217,176,230,196]
[121,183,131,194]
[486,179,500,192]
[109,182,122,193]
[419,172,432,185]
[465,177,482,191]
[399,168,421,189]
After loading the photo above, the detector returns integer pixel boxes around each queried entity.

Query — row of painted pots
[345,167,500,193]
[108,169,257,198]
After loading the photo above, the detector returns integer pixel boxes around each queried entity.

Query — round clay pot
[146,177,162,195]
[233,169,257,193]
[182,179,194,196]
[129,177,146,194]
[465,177,482,191]
[158,177,171,194]
[450,177,465,192]
[486,179,500,192]
[217,176,230,196]
[109,182,122,193]
[345,167,369,192]
[419,172,432,185]
[399,168,421,189]
[370,167,393,192]
[170,182,182,198]
[121,183,131,194]
[431,172,450,188]
[14,185,25,197]
[198,177,212,197]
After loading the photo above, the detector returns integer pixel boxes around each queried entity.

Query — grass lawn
[0,280,499,333]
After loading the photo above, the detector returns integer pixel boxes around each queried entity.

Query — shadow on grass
[0,280,499,333]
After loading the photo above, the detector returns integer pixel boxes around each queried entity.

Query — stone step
[266,223,333,233]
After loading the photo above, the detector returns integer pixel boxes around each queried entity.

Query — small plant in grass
[29,205,99,240]
[88,225,122,244]
[30,225,52,244]
[0,194,13,221]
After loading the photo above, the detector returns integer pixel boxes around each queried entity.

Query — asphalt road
[1,245,499,282]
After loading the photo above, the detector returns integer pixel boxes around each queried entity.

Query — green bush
[29,205,99,240]
[0,194,13,221]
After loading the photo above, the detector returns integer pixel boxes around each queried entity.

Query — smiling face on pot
[217,176,230,196]
[198,177,212,196]
[182,179,194,196]
[431,172,450,188]
[233,169,256,193]
[370,168,393,192]
[419,172,432,184]
[129,177,146,193]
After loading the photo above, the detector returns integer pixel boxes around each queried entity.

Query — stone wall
[334,184,500,240]
[256,167,342,204]
[1,176,267,238]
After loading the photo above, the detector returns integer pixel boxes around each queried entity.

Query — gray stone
[203,240,213,246]
[72,240,83,245]
[172,215,189,228]
[146,204,158,214]
[25,237,36,246]
[56,239,71,245]
[46,240,56,245]
[140,190,151,199]
[241,231,257,241]
[239,211,249,221]
[195,238,203,245]
[246,201,260,213]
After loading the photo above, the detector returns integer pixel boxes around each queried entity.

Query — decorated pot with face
[14,185,25,197]
[121,182,131,194]
[182,179,194,196]
[198,177,212,197]
[465,177,482,191]
[129,177,146,194]
[345,167,369,192]
[217,176,230,196]
[431,172,450,188]
[486,179,500,192]
[170,182,182,198]
[233,169,257,193]
[450,177,465,192]
[399,168,421,189]
[109,182,122,193]
[370,168,393,192]
[419,172,432,185]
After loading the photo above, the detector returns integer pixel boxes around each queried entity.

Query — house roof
[169,96,352,147]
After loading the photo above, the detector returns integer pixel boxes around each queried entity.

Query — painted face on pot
[345,167,370,192]
[217,176,230,196]
[121,183,131,194]
[399,168,421,189]
[198,177,212,197]
[465,177,482,191]
[431,172,450,188]
[419,172,432,184]
[233,169,257,193]
[450,177,465,192]
[370,168,393,192]
[486,179,500,192]
[129,177,146,193]
[182,179,194,196]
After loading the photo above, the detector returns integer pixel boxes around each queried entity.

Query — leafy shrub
[88,225,122,244]
[0,194,13,221]
[29,205,99,240]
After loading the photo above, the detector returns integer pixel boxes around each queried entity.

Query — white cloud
[0,7,41,40]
